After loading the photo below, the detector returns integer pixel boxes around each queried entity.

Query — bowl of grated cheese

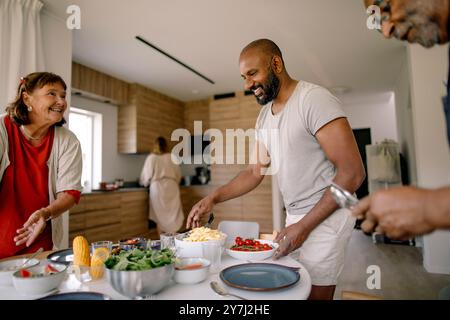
[174,227,227,258]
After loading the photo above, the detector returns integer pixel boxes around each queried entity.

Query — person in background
[140,136,184,235]
[187,39,366,300]
[0,72,82,259]
[353,0,450,239]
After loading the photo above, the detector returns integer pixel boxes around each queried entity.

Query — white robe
[139,153,184,233]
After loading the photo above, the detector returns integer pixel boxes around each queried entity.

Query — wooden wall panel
[184,99,210,134]
[119,83,184,154]
[207,92,273,232]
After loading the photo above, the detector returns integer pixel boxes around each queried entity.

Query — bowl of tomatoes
[12,262,67,296]
[225,237,278,261]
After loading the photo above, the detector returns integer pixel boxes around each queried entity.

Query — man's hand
[186,196,215,229]
[14,209,48,247]
[351,186,435,240]
[273,222,311,259]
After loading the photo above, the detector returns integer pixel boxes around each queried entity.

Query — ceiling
[42,0,406,102]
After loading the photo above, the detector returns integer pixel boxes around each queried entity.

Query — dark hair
[5,72,67,126]
[153,136,168,154]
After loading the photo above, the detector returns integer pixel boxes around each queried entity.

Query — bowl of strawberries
[225,237,278,261]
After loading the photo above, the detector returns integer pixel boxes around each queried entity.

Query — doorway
[352,128,372,199]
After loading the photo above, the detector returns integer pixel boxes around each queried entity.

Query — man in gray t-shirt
[187,39,365,300]
[255,80,347,215]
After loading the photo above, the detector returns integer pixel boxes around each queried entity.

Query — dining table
[0,250,312,300]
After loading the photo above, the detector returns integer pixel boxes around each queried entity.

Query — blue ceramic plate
[220,263,300,291]
[39,292,111,300]
[47,246,122,265]
[47,249,73,266]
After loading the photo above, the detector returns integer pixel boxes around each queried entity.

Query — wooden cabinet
[68,190,155,245]
[72,62,129,105]
[120,191,149,237]
[118,84,184,154]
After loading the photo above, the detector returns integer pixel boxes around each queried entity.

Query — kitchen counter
[180,184,210,188]
[82,187,147,195]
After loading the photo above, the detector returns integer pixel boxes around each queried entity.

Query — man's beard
[252,69,280,106]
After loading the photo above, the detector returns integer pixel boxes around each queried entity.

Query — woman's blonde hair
[153,136,168,154]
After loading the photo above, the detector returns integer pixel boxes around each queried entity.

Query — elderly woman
[0,72,82,259]
[140,136,184,235]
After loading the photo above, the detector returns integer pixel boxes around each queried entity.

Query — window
[68,107,102,191]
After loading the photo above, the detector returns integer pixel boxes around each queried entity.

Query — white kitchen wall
[337,92,399,144]
[394,58,418,185]
[407,43,450,274]
[71,95,147,185]
[41,8,72,250]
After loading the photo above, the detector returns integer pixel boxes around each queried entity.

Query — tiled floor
[334,230,450,300]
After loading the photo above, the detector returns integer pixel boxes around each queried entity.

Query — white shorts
[286,208,355,286]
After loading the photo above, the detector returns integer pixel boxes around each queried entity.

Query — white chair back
[218,220,260,243]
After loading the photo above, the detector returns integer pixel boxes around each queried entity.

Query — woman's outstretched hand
[14,209,48,247]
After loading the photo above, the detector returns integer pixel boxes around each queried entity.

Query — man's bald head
[239,39,285,105]
[240,39,284,63]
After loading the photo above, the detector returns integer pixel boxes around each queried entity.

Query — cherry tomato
[254,241,261,246]
[235,237,242,243]
[20,269,31,278]
[45,264,58,273]
[245,239,254,246]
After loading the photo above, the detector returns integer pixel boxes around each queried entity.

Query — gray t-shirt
[255,81,346,215]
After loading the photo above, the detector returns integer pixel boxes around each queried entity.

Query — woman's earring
[27,106,32,112]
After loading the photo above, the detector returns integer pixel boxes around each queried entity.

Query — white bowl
[174,233,227,258]
[12,262,67,296]
[173,258,210,284]
[225,239,278,261]
[0,258,40,286]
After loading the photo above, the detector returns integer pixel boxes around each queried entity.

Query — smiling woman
[0,72,83,259]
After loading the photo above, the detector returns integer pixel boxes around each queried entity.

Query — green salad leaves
[105,248,175,271]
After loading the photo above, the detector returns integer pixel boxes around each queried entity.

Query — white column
[407,43,450,274]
